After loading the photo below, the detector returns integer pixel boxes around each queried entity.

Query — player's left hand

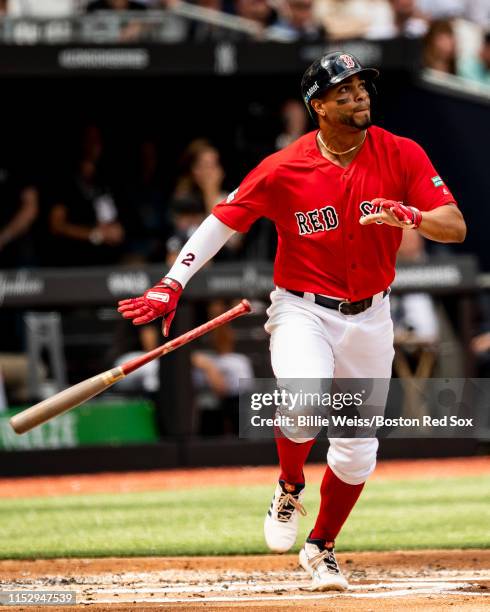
[359,198,422,229]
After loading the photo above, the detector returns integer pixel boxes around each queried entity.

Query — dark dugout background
[1,67,488,269]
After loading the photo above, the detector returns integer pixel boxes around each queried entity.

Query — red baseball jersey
[212,126,457,300]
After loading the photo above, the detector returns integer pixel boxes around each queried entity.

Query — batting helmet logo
[339,54,356,69]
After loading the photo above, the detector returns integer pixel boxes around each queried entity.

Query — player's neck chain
[317,130,367,157]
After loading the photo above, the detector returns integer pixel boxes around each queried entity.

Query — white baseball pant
[265,287,395,485]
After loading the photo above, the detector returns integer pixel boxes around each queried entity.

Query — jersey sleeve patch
[226,187,239,203]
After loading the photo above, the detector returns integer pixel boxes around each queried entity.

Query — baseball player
[118,52,466,591]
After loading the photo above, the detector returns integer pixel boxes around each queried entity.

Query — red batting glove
[372,198,422,228]
[117,277,182,337]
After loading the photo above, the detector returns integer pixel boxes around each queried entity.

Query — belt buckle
[338,300,351,314]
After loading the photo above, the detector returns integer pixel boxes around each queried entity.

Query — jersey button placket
[344,173,355,293]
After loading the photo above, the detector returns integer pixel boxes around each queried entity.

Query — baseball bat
[10,299,252,435]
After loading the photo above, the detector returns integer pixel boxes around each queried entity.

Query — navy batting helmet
[301,52,379,122]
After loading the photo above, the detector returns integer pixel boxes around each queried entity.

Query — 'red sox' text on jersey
[212,126,456,301]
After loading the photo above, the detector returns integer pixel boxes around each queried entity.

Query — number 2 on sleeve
[181,252,196,267]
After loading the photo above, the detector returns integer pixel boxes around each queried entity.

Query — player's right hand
[117,277,183,337]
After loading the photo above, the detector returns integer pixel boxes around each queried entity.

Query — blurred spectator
[110,320,161,393]
[86,0,147,10]
[0,0,6,15]
[315,0,382,40]
[49,153,125,267]
[174,139,226,215]
[423,19,457,74]
[275,99,308,150]
[366,0,428,39]
[0,157,43,406]
[167,139,243,263]
[121,140,171,264]
[269,0,327,42]
[471,292,490,377]
[416,0,489,26]
[459,30,490,86]
[165,196,206,266]
[234,0,276,30]
[185,0,236,42]
[86,0,148,41]
[0,164,39,269]
[193,301,254,435]
[392,231,439,344]
[191,0,223,8]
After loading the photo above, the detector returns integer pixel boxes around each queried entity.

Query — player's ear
[310,98,326,118]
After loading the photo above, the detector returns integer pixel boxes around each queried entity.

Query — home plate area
[3,551,488,610]
[81,571,489,606]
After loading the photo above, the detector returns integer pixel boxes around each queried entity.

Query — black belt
[286,288,389,315]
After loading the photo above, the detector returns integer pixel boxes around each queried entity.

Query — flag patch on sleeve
[431,176,444,187]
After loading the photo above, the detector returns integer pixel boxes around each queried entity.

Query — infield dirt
[1,550,489,611]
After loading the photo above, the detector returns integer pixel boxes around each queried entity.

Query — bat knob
[240,299,253,313]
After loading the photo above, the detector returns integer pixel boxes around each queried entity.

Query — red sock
[310,466,365,542]
[275,428,315,484]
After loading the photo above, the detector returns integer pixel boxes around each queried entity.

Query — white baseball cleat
[264,480,306,553]
[299,539,349,591]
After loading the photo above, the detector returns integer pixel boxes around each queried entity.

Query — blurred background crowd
[0,0,489,440]
[0,0,488,84]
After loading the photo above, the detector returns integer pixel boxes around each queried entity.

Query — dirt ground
[0,457,489,610]
[0,551,489,611]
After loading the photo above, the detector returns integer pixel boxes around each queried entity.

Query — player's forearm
[417,204,466,243]
[166,214,236,287]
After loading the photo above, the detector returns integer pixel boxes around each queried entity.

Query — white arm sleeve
[166,214,236,288]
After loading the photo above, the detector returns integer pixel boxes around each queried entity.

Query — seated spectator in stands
[121,139,171,264]
[185,0,237,42]
[459,30,490,86]
[165,196,206,266]
[0,158,45,401]
[0,169,45,403]
[174,139,227,215]
[422,19,457,75]
[192,300,254,435]
[87,0,148,41]
[167,139,243,263]
[269,0,327,42]
[87,0,147,11]
[392,230,439,345]
[366,0,428,39]
[110,320,161,394]
[234,0,277,35]
[49,156,125,267]
[418,0,489,26]
[193,0,223,8]
[0,163,39,269]
[275,99,308,150]
[471,292,490,377]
